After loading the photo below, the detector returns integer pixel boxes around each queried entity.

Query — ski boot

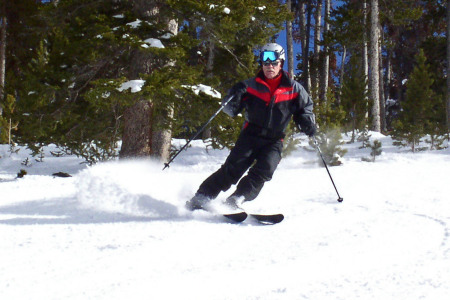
[185,193,210,211]
[224,195,245,210]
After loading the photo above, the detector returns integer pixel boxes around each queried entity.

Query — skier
[186,43,316,211]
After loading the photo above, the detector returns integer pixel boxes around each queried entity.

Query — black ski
[222,212,283,224]
[187,205,247,223]
[249,213,284,224]
[222,212,248,223]
[186,201,281,224]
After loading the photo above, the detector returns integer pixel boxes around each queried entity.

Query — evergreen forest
[0,0,448,164]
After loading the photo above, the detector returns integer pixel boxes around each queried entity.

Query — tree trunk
[312,0,322,95]
[304,1,312,92]
[369,0,381,132]
[297,1,306,58]
[205,39,214,78]
[0,15,6,116]
[378,24,386,132]
[119,100,153,158]
[320,0,330,103]
[297,1,308,87]
[202,36,214,139]
[386,49,392,102]
[362,0,369,120]
[338,45,346,105]
[149,18,177,161]
[119,2,176,162]
[286,0,294,78]
[385,46,393,129]
[447,0,450,133]
[150,107,173,160]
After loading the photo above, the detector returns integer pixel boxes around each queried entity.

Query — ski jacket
[223,70,315,139]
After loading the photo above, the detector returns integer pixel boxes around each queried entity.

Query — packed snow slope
[1,132,449,300]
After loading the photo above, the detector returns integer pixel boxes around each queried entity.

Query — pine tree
[0,94,17,145]
[313,88,347,166]
[380,0,429,108]
[328,0,365,106]
[0,0,43,137]
[361,139,382,162]
[392,49,435,152]
[13,0,289,163]
[314,87,346,130]
[340,55,369,141]
[448,0,450,133]
[357,125,371,148]
[15,0,139,160]
[0,10,5,113]
[314,127,347,166]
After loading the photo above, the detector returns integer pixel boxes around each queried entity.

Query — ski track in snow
[1,134,449,300]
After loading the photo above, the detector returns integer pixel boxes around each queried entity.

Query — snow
[117,79,145,93]
[208,4,230,14]
[182,84,221,98]
[160,33,173,39]
[126,19,142,29]
[142,38,165,49]
[1,133,450,300]
[386,98,397,106]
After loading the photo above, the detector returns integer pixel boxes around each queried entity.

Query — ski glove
[295,114,316,137]
[301,123,316,137]
[223,82,247,117]
[230,82,247,98]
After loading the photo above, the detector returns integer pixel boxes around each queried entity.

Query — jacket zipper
[265,93,277,129]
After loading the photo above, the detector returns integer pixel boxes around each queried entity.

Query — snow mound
[76,160,186,219]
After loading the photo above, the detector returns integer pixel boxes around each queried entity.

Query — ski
[249,213,284,225]
[185,200,282,224]
[222,212,284,224]
[222,212,248,223]
[186,203,247,223]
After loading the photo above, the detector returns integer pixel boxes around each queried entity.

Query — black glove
[229,82,247,98]
[300,123,316,137]
[295,114,316,137]
[223,82,247,117]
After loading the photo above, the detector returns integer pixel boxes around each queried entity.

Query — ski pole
[313,136,344,202]
[163,95,235,170]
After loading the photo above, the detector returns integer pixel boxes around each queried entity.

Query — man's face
[262,60,282,79]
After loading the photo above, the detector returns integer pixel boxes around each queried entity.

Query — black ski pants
[197,132,283,202]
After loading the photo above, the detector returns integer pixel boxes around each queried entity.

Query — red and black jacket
[223,70,315,139]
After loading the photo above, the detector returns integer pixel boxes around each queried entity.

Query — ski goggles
[259,51,280,62]
[262,61,280,67]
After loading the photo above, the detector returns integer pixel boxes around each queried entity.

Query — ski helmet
[259,43,286,62]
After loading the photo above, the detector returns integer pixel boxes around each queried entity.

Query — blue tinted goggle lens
[261,51,278,62]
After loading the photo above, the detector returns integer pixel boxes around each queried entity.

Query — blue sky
[276,0,345,71]
[276,32,300,71]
